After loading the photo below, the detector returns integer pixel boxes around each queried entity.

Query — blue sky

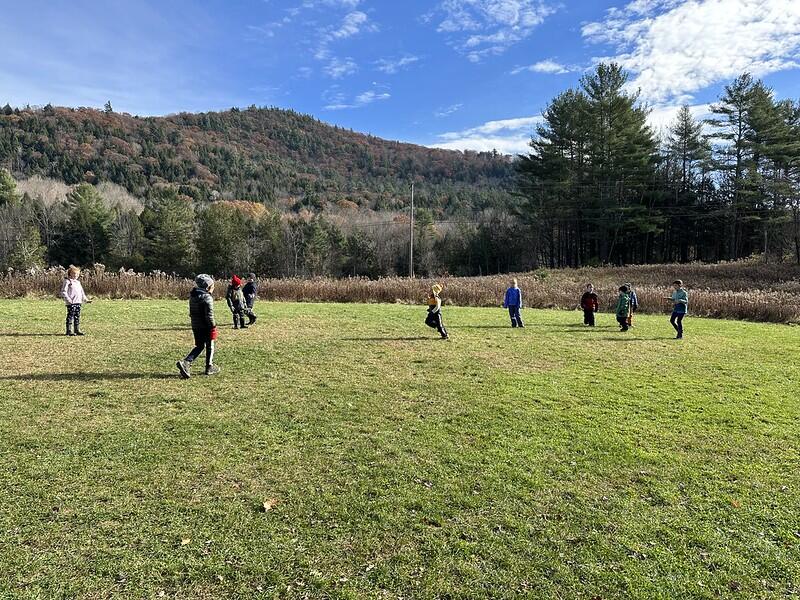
[2,0,800,154]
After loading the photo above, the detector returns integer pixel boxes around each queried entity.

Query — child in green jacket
[615,285,631,332]
[665,279,689,339]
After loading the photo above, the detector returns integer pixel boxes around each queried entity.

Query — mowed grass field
[1,300,798,599]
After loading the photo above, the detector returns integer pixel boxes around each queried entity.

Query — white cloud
[330,11,370,40]
[374,55,421,74]
[435,103,464,117]
[583,0,800,103]
[430,0,557,62]
[324,57,358,78]
[511,59,580,75]
[646,103,713,135]
[324,88,391,110]
[430,115,543,154]
[315,9,377,69]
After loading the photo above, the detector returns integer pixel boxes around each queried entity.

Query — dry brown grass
[2,260,799,323]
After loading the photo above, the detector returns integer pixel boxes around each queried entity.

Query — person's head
[512,278,518,287]
[67,266,81,280]
[619,285,629,293]
[195,274,214,292]
[586,283,594,292]
[231,274,242,288]
[624,282,632,290]
[431,284,443,296]
[248,272,256,281]
[673,279,683,290]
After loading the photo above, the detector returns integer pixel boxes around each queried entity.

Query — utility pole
[409,182,415,278]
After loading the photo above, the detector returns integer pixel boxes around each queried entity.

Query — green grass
[1,300,798,599]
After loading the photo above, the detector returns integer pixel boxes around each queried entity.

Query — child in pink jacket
[60,266,91,336]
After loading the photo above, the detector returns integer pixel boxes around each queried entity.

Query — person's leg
[436,313,448,338]
[185,330,207,363]
[515,306,524,327]
[65,305,74,335]
[588,310,595,327]
[425,312,436,329]
[73,305,84,335]
[508,307,517,327]
[675,313,684,338]
[618,316,628,331]
[205,339,215,369]
[583,309,590,325]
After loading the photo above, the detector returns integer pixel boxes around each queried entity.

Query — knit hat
[248,273,256,280]
[231,274,242,287]
[195,274,213,289]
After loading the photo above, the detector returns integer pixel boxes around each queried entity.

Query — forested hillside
[0,104,513,213]
[2,63,799,279]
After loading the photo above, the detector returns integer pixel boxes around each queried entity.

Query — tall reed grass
[2,261,799,323]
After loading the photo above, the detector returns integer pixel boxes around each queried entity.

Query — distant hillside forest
[1,63,799,278]
[0,102,513,213]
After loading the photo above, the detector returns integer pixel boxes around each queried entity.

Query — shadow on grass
[136,326,192,331]
[454,325,511,330]
[0,332,67,337]
[601,336,672,342]
[0,372,177,382]
[341,336,437,342]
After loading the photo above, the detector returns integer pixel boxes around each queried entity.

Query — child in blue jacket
[503,278,524,328]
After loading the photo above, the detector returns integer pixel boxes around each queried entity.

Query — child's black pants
[425,311,448,338]
[185,329,214,368]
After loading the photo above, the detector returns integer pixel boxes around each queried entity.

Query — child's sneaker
[75,331,85,336]
[176,360,191,379]
[205,364,221,376]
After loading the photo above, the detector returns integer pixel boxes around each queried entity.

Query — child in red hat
[226,274,249,329]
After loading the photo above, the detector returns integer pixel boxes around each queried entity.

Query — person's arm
[677,291,689,306]
[80,282,90,303]
[502,289,508,308]
[204,295,216,329]
[225,287,234,311]
[518,289,523,309]
[435,297,442,313]
[59,279,69,301]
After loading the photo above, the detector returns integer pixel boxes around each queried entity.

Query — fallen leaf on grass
[730,499,741,508]
[181,538,191,546]
[262,498,279,512]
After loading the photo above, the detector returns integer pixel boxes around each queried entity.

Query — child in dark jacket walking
[502,278,524,328]
[580,283,599,326]
[176,274,220,378]
[242,273,258,325]
[226,275,249,329]
[425,284,449,339]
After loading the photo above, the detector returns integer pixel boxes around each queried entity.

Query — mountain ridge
[0,104,516,215]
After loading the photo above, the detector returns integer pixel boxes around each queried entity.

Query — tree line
[0,172,528,278]
[517,64,800,267]
[2,63,799,278]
